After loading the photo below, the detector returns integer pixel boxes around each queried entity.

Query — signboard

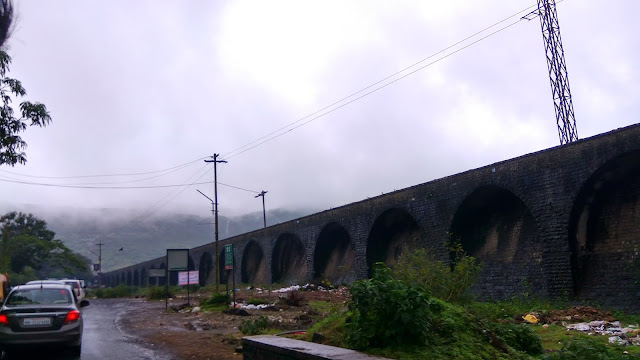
[149,269,166,278]
[224,244,233,270]
[178,271,199,286]
[167,249,189,271]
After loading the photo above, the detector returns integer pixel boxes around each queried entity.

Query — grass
[306,296,640,360]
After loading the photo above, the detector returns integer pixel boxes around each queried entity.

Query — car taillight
[64,310,80,324]
[0,314,8,325]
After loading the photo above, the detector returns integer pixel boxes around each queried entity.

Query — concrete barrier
[242,335,391,360]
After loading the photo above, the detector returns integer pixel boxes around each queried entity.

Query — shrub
[247,297,268,305]
[284,290,305,306]
[346,263,442,349]
[489,321,543,355]
[94,284,137,298]
[201,292,230,306]
[542,337,629,360]
[392,245,481,304]
[240,316,269,335]
[147,286,174,300]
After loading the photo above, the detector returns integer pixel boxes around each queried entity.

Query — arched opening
[199,252,213,286]
[140,268,147,287]
[126,271,132,286]
[241,241,265,284]
[450,186,541,299]
[120,273,125,285]
[272,233,306,284]
[366,208,420,276]
[313,223,356,285]
[133,269,140,286]
[569,151,640,308]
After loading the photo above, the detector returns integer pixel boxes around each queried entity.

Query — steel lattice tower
[536,0,578,145]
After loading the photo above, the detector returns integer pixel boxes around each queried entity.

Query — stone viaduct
[104,124,640,309]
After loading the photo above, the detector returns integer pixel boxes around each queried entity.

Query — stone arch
[141,268,147,287]
[272,233,306,284]
[126,271,132,286]
[450,185,542,299]
[569,150,640,308]
[313,222,356,285]
[366,208,421,276]
[133,269,140,286]
[199,252,213,286]
[120,272,125,285]
[241,240,265,284]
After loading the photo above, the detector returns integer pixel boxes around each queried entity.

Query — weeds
[239,316,269,335]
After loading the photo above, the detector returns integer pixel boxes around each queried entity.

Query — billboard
[178,271,199,286]
[167,249,189,271]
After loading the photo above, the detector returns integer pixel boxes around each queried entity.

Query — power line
[221,4,537,160]
[0,156,209,179]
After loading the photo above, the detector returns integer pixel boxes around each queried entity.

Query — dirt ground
[117,286,350,360]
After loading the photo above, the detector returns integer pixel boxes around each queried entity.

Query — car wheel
[69,345,81,357]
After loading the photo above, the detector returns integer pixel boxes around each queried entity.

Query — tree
[0,212,89,278]
[0,0,12,48]
[0,49,51,166]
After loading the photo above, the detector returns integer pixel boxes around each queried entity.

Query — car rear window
[6,289,72,305]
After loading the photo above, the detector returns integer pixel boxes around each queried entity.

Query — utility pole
[255,190,268,228]
[204,154,226,293]
[96,242,103,288]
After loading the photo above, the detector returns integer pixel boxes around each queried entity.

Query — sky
[0,0,638,222]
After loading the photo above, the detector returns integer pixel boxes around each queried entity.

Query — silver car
[0,283,89,356]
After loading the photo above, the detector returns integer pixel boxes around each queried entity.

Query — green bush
[201,292,229,306]
[489,321,543,355]
[240,316,269,335]
[247,297,268,305]
[95,284,137,298]
[392,245,481,304]
[346,263,442,349]
[542,337,630,360]
[147,286,173,300]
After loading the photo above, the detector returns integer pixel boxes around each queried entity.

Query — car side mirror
[80,300,90,307]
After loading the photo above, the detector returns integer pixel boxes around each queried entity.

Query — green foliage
[346,263,443,349]
[0,50,52,166]
[95,284,138,298]
[201,292,230,306]
[542,337,634,360]
[247,297,268,305]
[147,286,174,300]
[0,212,90,279]
[239,316,269,335]
[392,246,481,304]
[488,321,543,355]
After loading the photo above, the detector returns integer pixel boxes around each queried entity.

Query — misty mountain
[39,208,314,272]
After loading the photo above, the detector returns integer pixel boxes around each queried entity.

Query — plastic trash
[522,314,539,324]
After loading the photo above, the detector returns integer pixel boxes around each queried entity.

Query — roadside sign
[224,244,233,270]
[167,249,189,271]
[178,271,199,286]
[149,269,166,278]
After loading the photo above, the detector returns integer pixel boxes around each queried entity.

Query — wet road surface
[1,298,170,360]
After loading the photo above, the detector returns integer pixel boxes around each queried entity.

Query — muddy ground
[117,286,350,360]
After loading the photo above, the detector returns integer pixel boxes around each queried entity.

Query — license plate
[23,317,51,326]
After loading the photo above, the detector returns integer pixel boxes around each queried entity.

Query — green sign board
[224,244,233,270]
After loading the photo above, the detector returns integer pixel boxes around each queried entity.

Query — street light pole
[255,191,268,228]
[204,154,226,293]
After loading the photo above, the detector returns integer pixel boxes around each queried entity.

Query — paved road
[1,299,170,360]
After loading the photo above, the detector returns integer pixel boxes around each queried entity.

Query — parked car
[60,280,85,303]
[0,283,89,356]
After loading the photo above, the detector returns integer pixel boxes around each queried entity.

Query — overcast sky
[0,0,637,222]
